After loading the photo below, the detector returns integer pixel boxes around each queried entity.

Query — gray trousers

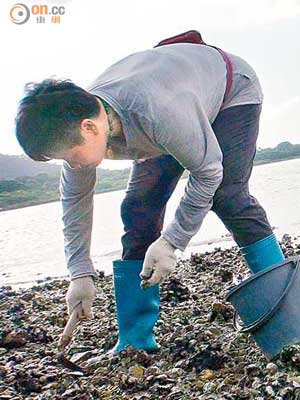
[121,104,273,260]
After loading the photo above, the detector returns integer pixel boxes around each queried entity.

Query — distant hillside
[0,141,300,211]
[255,141,300,164]
[0,168,131,211]
[0,154,61,180]
[1,141,300,181]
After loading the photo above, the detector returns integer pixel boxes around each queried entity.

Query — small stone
[65,371,85,377]
[61,388,78,397]
[289,375,300,384]
[128,365,145,379]
[252,377,263,390]
[202,381,217,393]
[193,379,204,390]
[223,374,241,385]
[70,349,98,364]
[219,269,233,282]
[199,369,216,381]
[39,374,57,384]
[280,344,300,369]
[265,385,275,396]
[265,362,278,374]
[209,301,233,322]
[1,330,29,348]
[245,363,261,377]
[188,346,227,372]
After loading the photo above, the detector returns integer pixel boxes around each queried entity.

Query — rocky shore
[1,234,300,400]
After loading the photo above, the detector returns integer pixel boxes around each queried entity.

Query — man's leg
[112,155,184,352]
[121,155,184,259]
[211,104,284,273]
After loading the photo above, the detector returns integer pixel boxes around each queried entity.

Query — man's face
[58,105,107,169]
[62,131,106,169]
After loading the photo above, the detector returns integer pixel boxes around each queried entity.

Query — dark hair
[15,79,100,161]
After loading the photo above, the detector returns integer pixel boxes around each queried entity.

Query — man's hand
[66,276,95,319]
[140,236,177,288]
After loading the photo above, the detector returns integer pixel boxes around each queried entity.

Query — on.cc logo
[10,3,30,24]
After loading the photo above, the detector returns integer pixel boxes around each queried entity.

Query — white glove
[140,236,177,288]
[66,276,95,319]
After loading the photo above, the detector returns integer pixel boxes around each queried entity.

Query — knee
[120,195,138,228]
[212,185,248,216]
[120,193,159,231]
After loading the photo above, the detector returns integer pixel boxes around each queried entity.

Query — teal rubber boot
[240,233,284,274]
[112,259,160,353]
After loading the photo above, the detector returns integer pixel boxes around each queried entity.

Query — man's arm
[155,102,223,251]
[60,161,98,280]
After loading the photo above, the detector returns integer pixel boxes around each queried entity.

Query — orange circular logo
[10,3,30,24]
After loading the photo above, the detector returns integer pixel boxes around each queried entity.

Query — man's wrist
[71,273,97,282]
[161,235,177,250]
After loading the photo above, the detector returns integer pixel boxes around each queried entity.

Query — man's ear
[80,119,98,137]
[80,119,93,131]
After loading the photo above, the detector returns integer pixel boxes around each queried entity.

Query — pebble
[265,385,275,396]
[245,363,262,377]
[266,362,278,374]
[128,365,145,379]
[1,330,29,348]
[199,369,216,381]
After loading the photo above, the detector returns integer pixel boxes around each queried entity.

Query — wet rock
[128,365,145,379]
[187,345,228,372]
[265,362,278,374]
[27,325,52,343]
[70,349,99,364]
[219,268,233,282]
[14,371,42,394]
[1,330,29,349]
[279,344,300,370]
[198,368,216,381]
[161,278,190,303]
[208,301,234,322]
[245,363,262,377]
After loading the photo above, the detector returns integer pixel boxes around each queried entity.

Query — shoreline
[0,187,123,213]
[1,235,236,289]
[1,156,300,213]
[4,229,297,290]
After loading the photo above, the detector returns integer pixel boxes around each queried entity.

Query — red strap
[154,30,205,47]
[154,31,233,104]
[211,47,233,101]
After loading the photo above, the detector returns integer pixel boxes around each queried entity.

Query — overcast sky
[1,0,299,169]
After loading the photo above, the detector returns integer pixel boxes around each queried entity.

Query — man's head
[16,79,108,168]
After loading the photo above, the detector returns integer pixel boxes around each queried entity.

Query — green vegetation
[0,169,131,211]
[255,141,300,164]
[1,141,300,211]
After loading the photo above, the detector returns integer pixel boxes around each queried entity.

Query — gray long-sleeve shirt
[60,43,263,279]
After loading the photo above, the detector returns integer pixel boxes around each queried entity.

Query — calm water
[1,158,299,288]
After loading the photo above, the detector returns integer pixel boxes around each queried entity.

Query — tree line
[0,141,299,211]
